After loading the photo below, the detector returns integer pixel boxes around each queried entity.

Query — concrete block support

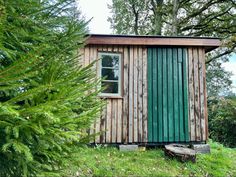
[119,145,138,151]
[192,144,210,154]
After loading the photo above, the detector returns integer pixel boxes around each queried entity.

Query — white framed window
[98,52,122,97]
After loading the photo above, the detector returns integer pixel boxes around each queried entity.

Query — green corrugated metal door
[147,47,189,143]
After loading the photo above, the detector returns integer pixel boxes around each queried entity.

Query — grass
[63,140,236,176]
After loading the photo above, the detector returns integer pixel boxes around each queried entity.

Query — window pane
[102,82,118,94]
[101,54,119,68]
[102,68,119,80]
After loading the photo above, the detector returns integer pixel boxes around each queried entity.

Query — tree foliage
[0,0,102,176]
[208,98,236,147]
[108,0,235,93]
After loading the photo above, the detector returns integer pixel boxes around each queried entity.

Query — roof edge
[86,34,221,40]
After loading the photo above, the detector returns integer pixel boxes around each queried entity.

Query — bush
[0,0,103,176]
[208,98,236,147]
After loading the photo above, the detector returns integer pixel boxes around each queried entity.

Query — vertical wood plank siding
[79,45,207,143]
[148,47,189,143]
[187,47,208,141]
[81,45,148,143]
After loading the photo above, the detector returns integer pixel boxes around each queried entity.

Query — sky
[78,0,112,34]
[77,0,236,93]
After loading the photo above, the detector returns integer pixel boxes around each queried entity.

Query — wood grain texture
[187,47,207,142]
[122,46,129,143]
[142,48,148,143]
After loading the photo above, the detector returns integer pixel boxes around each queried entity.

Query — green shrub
[0,0,103,176]
[208,98,236,147]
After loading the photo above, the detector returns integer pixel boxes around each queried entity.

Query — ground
[63,140,236,176]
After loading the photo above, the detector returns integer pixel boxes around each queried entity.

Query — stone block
[119,145,138,151]
[192,144,210,154]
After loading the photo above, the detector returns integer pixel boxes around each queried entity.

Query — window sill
[99,95,123,99]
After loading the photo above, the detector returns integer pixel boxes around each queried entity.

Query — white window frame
[98,52,122,97]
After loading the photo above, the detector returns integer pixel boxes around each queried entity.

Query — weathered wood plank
[188,48,195,141]
[91,46,100,143]
[178,48,184,141]
[199,48,205,141]
[133,46,138,142]
[84,47,90,66]
[128,46,134,143]
[100,99,107,143]
[138,46,143,142]
[193,48,201,141]
[142,47,148,143]
[106,99,112,143]
[112,99,117,143]
[147,48,153,142]
[117,99,122,143]
[183,48,189,142]
[123,46,129,143]
[87,35,221,50]
[201,48,208,141]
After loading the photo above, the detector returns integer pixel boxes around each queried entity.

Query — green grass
[63,141,236,176]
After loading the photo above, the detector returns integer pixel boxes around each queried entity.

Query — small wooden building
[79,34,220,145]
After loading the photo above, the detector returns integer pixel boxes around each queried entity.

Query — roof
[85,34,221,52]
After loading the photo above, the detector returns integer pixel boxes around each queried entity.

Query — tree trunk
[152,0,164,35]
[171,0,179,35]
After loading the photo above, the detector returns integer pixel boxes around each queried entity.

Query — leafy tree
[208,98,236,147]
[206,59,233,97]
[108,0,236,95]
[0,0,102,176]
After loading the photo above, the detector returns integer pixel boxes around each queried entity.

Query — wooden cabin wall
[187,47,208,142]
[79,45,208,144]
[79,45,148,144]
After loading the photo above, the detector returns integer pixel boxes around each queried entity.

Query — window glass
[102,68,119,80]
[99,52,121,96]
[101,82,118,93]
[102,55,119,68]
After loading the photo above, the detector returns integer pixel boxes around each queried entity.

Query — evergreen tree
[0,0,102,176]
